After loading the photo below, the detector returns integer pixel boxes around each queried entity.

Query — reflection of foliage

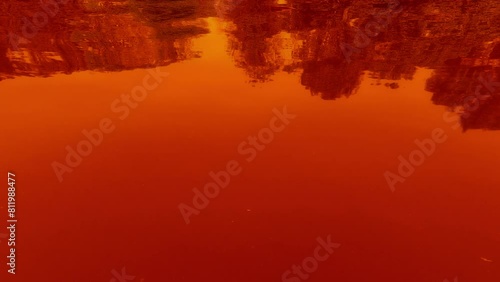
[131,0,202,23]
[223,0,291,82]
[427,66,500,130]
[156,26,209,40]
[227,36,281,82]
[0,0,212,81]
[426,66,497,108]
[220,0,500,129]
[223,0,499,97]
[462,95,500,131]
[301,60,363,100]
[130,0,210,40]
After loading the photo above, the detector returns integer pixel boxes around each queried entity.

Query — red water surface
[1,1,500,282]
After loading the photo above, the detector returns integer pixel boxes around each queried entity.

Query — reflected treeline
[1,0,499,130]
[223,0,367,98]
[426,64,500,131]
[221,0,500,129]
[0,0,214,81]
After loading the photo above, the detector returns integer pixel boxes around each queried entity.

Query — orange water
[1,1,500,281]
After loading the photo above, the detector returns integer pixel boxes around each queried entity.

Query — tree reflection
[223,0,500,128]
[0,0,211,81]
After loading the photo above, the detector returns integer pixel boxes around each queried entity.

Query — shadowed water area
[0,0,499,281]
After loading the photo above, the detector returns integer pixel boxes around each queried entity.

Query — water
[0,0,499,281]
